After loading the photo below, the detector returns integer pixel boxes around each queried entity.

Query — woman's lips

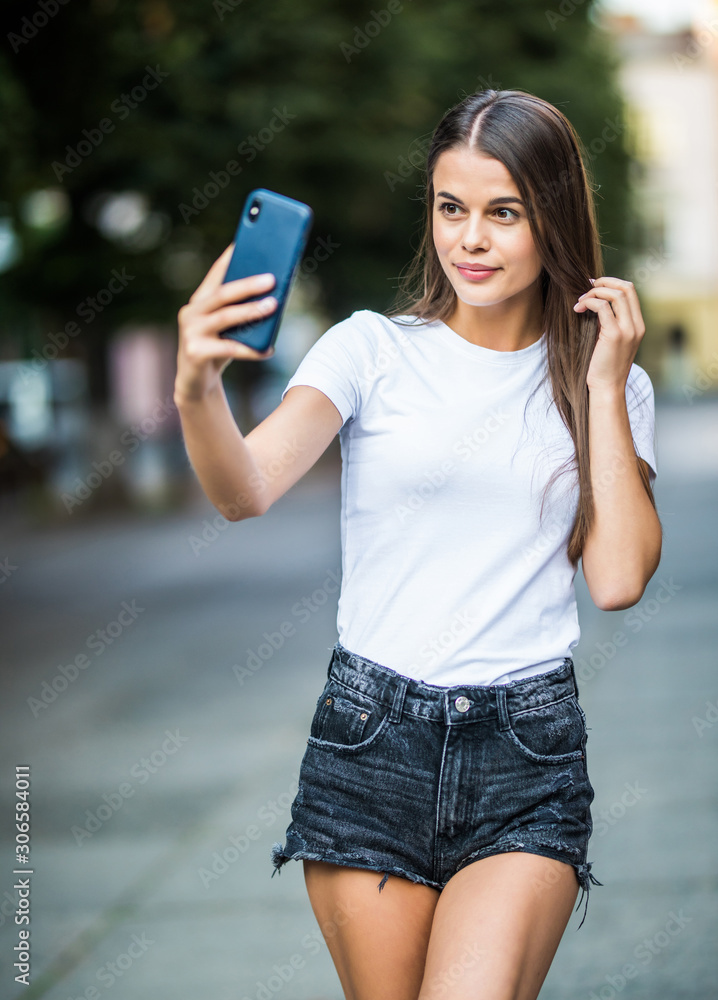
[455,264,500,281]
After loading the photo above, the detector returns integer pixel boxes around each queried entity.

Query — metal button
[325,697,332,705]
[359,712,368,720]
[455,696,471,713]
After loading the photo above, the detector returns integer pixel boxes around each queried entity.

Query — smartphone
[219,188,314,351]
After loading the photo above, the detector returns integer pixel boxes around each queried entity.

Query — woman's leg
[302,859,441,1000]
[417,852,580,1000]
[304,852,579,1000]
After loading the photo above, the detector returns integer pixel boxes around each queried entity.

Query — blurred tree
[0,0,631,399]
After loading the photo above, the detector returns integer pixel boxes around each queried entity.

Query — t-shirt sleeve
[280,312,368,427]
[626,363,657,485]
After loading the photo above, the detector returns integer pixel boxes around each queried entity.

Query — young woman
[175,89,662,1000]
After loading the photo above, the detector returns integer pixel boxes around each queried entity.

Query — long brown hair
[385,88,656,566]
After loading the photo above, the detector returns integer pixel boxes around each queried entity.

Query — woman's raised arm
[174,245,342,520]
[575,276,662,609]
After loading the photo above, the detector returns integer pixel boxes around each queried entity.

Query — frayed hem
[269,843,442,892]
[573,860,603,930]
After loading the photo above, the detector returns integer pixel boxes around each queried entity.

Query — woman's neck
[444,287,544,352]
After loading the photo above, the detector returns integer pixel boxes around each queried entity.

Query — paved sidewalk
[1,399,716,999]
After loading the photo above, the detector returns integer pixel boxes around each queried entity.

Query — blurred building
[603,3,718,397]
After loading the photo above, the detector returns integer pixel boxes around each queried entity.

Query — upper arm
[242,384,344,515]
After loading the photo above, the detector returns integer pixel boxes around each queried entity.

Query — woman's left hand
[574,277,646,393]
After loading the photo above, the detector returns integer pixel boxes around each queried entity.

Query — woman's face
[432,146,544,312]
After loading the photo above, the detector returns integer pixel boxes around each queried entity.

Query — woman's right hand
[174,243,279,403]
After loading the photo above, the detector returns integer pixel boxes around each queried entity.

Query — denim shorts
[271,641,602,927]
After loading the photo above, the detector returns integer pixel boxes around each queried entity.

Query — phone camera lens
[248,199,261,222]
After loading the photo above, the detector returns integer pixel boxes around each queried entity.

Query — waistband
[327,642,578,727]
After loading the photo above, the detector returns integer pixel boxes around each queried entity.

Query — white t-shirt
[281,310,657,686]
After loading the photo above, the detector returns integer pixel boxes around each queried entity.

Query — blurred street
[1,397,717,1000]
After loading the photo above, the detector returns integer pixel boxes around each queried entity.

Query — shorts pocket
[307,679,390,754]
[504,693,587,764]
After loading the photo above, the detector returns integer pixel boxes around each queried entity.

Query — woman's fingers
[595,277,644,333]
[180,269,278,342]
[575,277,645,335]
[201,296,278,338]
[578,278,648,391]
[574,288,632,336]
[186,336,275,364]
[189,244,236,304]
[176,250,280,402]
[202,272,277,315]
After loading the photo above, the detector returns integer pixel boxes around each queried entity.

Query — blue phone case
[219,188,314,351]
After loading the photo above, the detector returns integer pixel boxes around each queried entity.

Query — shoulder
[318,309,423,353]
[344,308,424,335]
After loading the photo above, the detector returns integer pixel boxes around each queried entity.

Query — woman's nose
[461,217,490,251]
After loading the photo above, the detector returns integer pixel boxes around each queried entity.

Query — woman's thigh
[418,852,580,1000]
[303,859,441,1000]
[303,852,579,1000]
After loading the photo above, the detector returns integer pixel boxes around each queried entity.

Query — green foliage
[0,0,632,371]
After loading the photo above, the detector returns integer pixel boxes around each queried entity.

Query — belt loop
[327,645,337,679]
[389,678,408,724]
[496,686,511,731]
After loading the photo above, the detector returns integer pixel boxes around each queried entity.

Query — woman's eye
[437,201,518,220]
[438,201,460,216]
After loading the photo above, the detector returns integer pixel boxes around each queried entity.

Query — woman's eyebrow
[436,190,524,207]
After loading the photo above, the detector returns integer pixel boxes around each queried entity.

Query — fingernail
[589,278,596,285]
[260,296,277,310]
